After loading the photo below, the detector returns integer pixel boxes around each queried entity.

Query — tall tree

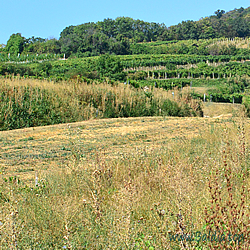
[5,33,25,55]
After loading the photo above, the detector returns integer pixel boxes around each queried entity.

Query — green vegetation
[0,6,250,128]
[0,78,203,131]
[1,52,250,110]
[1,7,250,57]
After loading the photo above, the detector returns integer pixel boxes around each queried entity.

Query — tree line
[0,7,249,57]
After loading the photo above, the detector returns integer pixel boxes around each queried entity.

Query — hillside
[1,5,250,249]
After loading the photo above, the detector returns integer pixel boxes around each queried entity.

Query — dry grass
[203,102,243,118]
[0,112,250,249]
[0,78,250,249]
[0,116,207,182]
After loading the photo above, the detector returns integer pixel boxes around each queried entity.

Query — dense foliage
[1,7,249,57]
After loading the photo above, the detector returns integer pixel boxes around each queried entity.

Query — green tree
[5,33,25,55]
[96,54,126,80]
[214,9,225,19]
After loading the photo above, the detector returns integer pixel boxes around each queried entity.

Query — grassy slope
[0,75,249,249]
[1,111,250,248]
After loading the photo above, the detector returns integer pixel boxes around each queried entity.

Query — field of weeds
[0,77,203,131]
[1,110,250,248]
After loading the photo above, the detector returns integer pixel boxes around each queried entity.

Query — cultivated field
[1,108,250,249]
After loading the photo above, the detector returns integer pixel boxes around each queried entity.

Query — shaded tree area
[4,33,25,55]
[58,8,250,57]
[3,33,61,55]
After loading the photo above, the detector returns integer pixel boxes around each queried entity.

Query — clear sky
[0,0,249,44]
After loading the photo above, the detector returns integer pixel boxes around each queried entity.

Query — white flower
[160,209,166,215]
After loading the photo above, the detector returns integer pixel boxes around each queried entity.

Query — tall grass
[1,115,249,249]
[0,77,203,130]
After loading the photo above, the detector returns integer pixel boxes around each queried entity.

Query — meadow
[0,78,249,248]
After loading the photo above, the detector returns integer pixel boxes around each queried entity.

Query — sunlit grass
[1,109,250,248]
[0,77,249,249]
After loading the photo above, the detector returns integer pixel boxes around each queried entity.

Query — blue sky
[0,0,249,44]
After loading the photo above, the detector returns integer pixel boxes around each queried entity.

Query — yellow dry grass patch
[0,115,244,183]
[1,114,250,248]
[203,102,243,117]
